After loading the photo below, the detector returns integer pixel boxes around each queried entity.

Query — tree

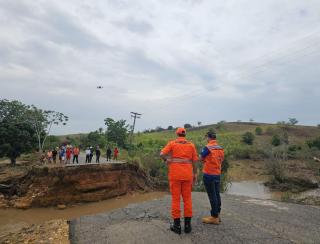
[167,125,173,130]
[104,118,129,148]
[242,132,255,145]
[0,100,38,165]
[28,106,68,152]
[87,130,107,148]
[197,121,202,127]
[184,123,192,129]
[255,127,263,135]
[288,118,298,126]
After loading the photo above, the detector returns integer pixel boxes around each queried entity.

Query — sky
[0,0,320,135]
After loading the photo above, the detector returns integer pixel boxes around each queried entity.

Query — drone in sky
[97,86,103,89]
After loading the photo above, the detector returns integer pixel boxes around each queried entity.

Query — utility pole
[130,112,142,145]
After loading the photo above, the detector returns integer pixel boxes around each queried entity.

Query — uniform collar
[176,137,187,141]
[208,139,218,145]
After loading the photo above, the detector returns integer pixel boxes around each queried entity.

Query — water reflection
[226,181,272,199]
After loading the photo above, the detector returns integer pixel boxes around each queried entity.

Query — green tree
[87,130,107,148]
[288,118,298,126]
[0,100,38,165]
[167,125,173,130]
[242,132,255,145]
[184,123,192,129]
[28,106,68,152]
[255,127,263,135]
[104,118,129,148]
[271,134,281,146]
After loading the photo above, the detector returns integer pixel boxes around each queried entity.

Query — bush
[306,137,320,150]
[271,135,281,146]
[255,127,263,135]
[231,146,251,159]
[242,132,254,145]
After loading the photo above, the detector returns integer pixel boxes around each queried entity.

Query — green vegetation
[242,132,255,145]
[271,134,281,146]
[255,127,263,135]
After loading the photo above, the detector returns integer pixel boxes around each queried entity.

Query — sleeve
[200,147,210,159]
[161,141,172,155]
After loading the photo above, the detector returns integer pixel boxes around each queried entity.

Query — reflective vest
[203,140,224,175]
[161,137,198,181]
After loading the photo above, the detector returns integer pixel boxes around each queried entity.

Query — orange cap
[176,127,186,135]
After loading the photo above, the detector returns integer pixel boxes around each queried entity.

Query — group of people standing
[45,145,80,164]
[160,128,224,234]
[44,145,119,165]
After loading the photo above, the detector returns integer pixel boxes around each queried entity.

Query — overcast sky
[1,0,320,134]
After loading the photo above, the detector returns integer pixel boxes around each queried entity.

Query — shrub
[271,135,281,146]
[242,132,255,145]
[306,137,320,150]
[255,127,263,135]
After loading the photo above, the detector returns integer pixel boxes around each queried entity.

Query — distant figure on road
[89,146,94,163]
[59,146,66,164]
[106,147,112,161]
[73,146,80,164]
[47,150,53,163]
[200,130,224,225]
[95,146,101,163]
[85,147,91,163]
[52,148,58,164]
[66,147,72,164]
[113,147,119,160]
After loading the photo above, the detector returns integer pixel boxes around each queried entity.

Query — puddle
[0,192,167,235]
[226,181,272,199]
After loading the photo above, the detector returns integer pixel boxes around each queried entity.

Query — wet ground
[0,192,166,239]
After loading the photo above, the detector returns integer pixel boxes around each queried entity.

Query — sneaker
[202,216,220,225]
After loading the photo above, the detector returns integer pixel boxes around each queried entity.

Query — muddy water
[226,181,273,199]
[0,192,167,235]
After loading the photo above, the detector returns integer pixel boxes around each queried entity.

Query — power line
[130,111,142,144]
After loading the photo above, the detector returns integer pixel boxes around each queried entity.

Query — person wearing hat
[200,130,224,225]
[160,127,198,234]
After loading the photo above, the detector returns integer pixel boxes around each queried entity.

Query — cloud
[1,0,320,134]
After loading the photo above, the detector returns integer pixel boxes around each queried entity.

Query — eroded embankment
[0,163,150,209]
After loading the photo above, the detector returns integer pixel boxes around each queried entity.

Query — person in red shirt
[160,128,198,234]
[72,146,80,164]
[66,147,72,164]
[113,147,119,160]
[200,130,224,225]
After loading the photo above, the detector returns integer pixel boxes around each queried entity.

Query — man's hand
[193,174,197,186]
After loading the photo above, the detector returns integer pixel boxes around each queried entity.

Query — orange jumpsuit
[161,137,198,219]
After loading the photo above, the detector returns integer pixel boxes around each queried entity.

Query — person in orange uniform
[201,130,224,225]
[72,146,80,164]
[160,128,198,234]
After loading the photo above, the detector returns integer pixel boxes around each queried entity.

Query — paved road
[69,192,320,244]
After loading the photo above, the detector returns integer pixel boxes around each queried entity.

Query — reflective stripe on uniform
[168,158,193,163]
[207,145,223,150]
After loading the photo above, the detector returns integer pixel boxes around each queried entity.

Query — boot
[202,216,220,225]
[184,217,192,233]
[170,218,181,234]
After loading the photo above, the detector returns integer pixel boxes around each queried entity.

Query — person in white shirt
[85,147,91,163]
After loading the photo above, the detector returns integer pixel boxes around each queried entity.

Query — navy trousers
[203,174,221,217]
